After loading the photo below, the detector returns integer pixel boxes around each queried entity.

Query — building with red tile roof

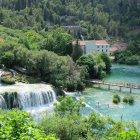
[72,40,110,55]
[110,42,128,55]
[72,41,85,46]
[96,40,108,45]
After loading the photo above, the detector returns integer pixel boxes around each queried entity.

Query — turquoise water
[82,64,140,123]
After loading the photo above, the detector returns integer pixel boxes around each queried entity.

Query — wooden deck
[86,80,140,93]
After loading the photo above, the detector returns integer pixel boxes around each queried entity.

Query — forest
[0,0,139,40]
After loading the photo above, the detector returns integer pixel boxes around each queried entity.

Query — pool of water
[82,64,140,123]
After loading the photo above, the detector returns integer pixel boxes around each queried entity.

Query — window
[97,45,99,48]
[106,49,108,52]
[102,49,103,52]
[102,45,103,48]
[106,45,108,48]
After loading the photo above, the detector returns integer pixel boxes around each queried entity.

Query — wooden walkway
[86,80,140,93]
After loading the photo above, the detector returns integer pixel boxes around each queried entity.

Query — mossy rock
[2,91,19,109]
[1,77,15,85]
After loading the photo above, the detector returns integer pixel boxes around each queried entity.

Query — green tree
[100,52,112,73]
[0,110,56,139]
[71,40,83,61]
[0,51,15,68]
[77,52,105,79]
[89,24,108,40]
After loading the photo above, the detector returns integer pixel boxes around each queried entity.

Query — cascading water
[0,83,57,118]
[0,69,3,86]
[0,95,7,109]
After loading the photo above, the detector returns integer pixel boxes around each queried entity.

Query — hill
[0,0,140,40]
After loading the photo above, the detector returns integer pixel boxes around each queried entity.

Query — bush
[113,94,121,102]
[76,82,85,91]
[1,77,15,84]
[99,71,106,79]
[126,55,139,65]
[100,52,112,73]
[0,110,56,139]
[66,81,76,91]
[0,51,15,68]
[123,97,128,103]
[16,74,41,84]
[112,94,121,104]
[128,96,134,104]
[113,98,119,104]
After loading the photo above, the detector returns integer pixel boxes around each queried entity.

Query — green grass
[15,74,41,84]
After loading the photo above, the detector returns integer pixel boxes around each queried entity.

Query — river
[0,64,140,123]
[81,64,140,123]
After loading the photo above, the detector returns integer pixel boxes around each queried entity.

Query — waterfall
[0,95,7,109]
[0,69,2,83]
[0,84,57,110]
[18,89,56,110]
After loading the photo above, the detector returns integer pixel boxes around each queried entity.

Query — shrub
[123,97,128,103]
[113,98,119,104]
[99,71,106,79]
[128,96,134,104]
[1,77,15,84]
[113,94,121,102]
[65,81,76,92]
[126,55,139,65]
[0,110,56,139]
[0,51,15,68]
[76,82,85,91]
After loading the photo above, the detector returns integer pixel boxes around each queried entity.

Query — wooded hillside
[0,0,139,40]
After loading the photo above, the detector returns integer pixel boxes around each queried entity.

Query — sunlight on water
[82,64,140,123]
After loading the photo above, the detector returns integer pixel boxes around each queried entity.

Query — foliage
[13,47,85,91]
[123,97,128,103]
[54,96,85,116]
[126,55,139,65]
[71,40,83,61]
[41,28,73,56]
[128,96,134,104]
[122,96,134,104]
[100,52,112,73]
[0,25,87,91]
[0,51,15,68]
[113,98,119,104]
[89,24,108,40]
[15,74,41,84]
[0,109,56,140]
[40,96,140,140]
[113,94,121,104]
[40,96,107,140]
[0,0,139,40]
[104,122,140,140]
[1,77,15,85]
[114,40,140,65]
[77,52,106,79]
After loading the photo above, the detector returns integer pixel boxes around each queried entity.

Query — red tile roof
[72,41,85,46]
[110,47,118,52]
[111,42,128,48]
[72,40,109,46]
[96,40,108,45]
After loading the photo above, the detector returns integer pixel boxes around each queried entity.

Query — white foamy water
[0,83,57,118]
